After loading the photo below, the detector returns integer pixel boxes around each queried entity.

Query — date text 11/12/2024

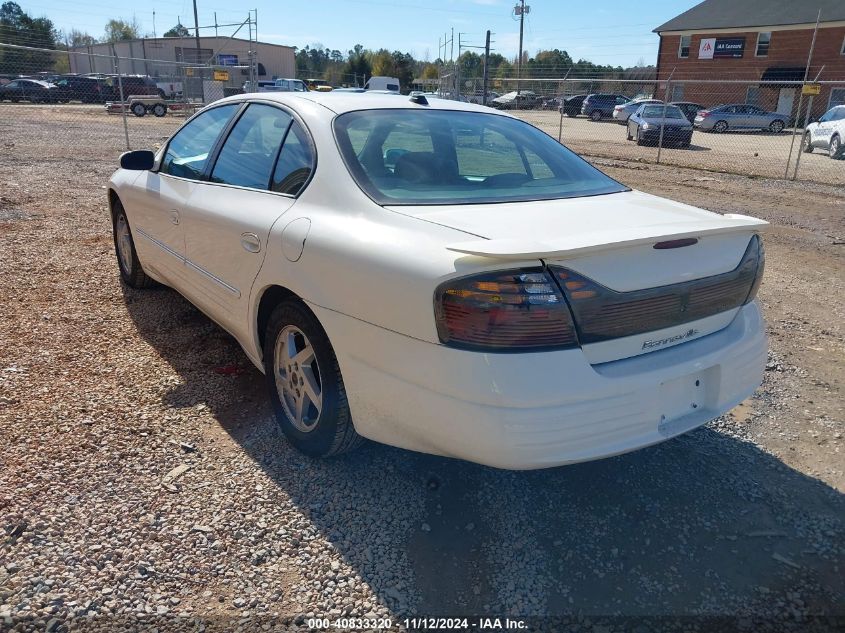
[307,617,528,630]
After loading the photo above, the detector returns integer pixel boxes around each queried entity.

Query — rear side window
[160,104,239,180]
[272,121,314,195]
[211,104,292,189]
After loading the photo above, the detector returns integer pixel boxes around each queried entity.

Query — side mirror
[119,150,155,170]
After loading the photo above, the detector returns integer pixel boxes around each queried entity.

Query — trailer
[105,96,202,117]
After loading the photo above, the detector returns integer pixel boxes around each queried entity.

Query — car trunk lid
[388,190,767,362]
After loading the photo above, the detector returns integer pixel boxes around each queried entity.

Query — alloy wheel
[274,325,323,432]
[830,136,841,159]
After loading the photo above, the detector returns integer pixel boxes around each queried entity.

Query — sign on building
[213,70,230,81]
[217,54,238,66]
[699,37,745,59]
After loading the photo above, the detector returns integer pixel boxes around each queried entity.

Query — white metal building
[68,36,296,82]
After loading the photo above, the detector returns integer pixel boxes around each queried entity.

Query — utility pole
[152,10,156,39]
[514,0,529,94]
[482,30,491,106]
[450,27,454,61]
[456,32,463,100]
[192,0,201,63]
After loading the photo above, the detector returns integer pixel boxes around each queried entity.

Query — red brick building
[654,0,845,120]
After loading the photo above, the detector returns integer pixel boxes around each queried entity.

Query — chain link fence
[0,43,246,158]
[440,74,845,185]
[2,43,843,185]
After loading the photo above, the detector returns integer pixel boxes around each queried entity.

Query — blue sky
[21,0,701,67]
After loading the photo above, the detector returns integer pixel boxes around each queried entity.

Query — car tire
[802,133,814,153]
[111,200,156,289]
[830,134,843,159]
[152,103,167,117]
[263,301,363,458]
[635,127,645,146]
[769,120,785,133]
[131,102,146,117]
[713,120,728,133]
[626,127,633,141]
[590,110,602,122]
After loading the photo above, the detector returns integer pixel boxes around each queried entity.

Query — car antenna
[409,93,429,106]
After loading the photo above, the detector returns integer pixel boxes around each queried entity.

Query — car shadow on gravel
[122,285,845,623]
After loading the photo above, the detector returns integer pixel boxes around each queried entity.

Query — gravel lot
[1,103,844,632]
[516,110,845,186]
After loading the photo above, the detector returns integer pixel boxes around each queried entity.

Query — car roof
[215,91,510,116]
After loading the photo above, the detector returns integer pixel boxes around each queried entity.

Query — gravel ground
[1,105,844,633]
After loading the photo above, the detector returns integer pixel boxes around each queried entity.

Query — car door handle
[170,210,180,225]
[241,232,261,253]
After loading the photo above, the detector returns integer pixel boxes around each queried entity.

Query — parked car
[0,78,57,103]
[103,75,163,99]
[613,98,662,124]
[274,78,309,92]
[581,93,629,121]
[490,90,541,110]
[802,105,845,159]
[244,80,288,93]
[541,94,564,110]
[668,101,704,124]
[465,90,499,105]
[51,75,110,103]
[107,93,768,469]
[626,104,694,148]
[560,94,587,117]
[694,104,787,133]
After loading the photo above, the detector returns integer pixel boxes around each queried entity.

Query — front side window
[161,104,239,180]
[211,104,292,189]
[756,32,771,56]
[334,109,627,205]
[679,35,691,58]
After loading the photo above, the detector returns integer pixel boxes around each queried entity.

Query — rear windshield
[333,109,627,205]
[641,105,685,119]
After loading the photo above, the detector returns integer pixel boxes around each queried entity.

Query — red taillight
[434,268,579,352]
[698,110,710,117]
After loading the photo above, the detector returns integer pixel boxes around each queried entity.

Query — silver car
[613,98,662,124]
[694,104,787,133]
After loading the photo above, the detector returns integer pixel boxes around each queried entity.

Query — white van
[364,76,400,93]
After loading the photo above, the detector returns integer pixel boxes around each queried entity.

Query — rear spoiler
[446,213,768,260]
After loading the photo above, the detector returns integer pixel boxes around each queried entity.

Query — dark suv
[52,75,110,103]
[581,93,628,121]
[102,75,163,100]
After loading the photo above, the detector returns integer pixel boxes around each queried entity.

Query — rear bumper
[313,302,766,470]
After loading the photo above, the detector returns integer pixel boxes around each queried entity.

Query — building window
[678,35,691,58]
[841,35,845,55]
[746,85,761,106]
[671,83,685,101]
[756,32,771,56]
[831,88,845,109]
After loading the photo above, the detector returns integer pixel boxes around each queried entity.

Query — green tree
[0,2,58,73]
[343,44,371,86]
[103,17,140,43]
[369,48,393,77]
[163,23,189,38]
[67,28,97,47]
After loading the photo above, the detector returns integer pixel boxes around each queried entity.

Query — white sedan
[108,93,768,469]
